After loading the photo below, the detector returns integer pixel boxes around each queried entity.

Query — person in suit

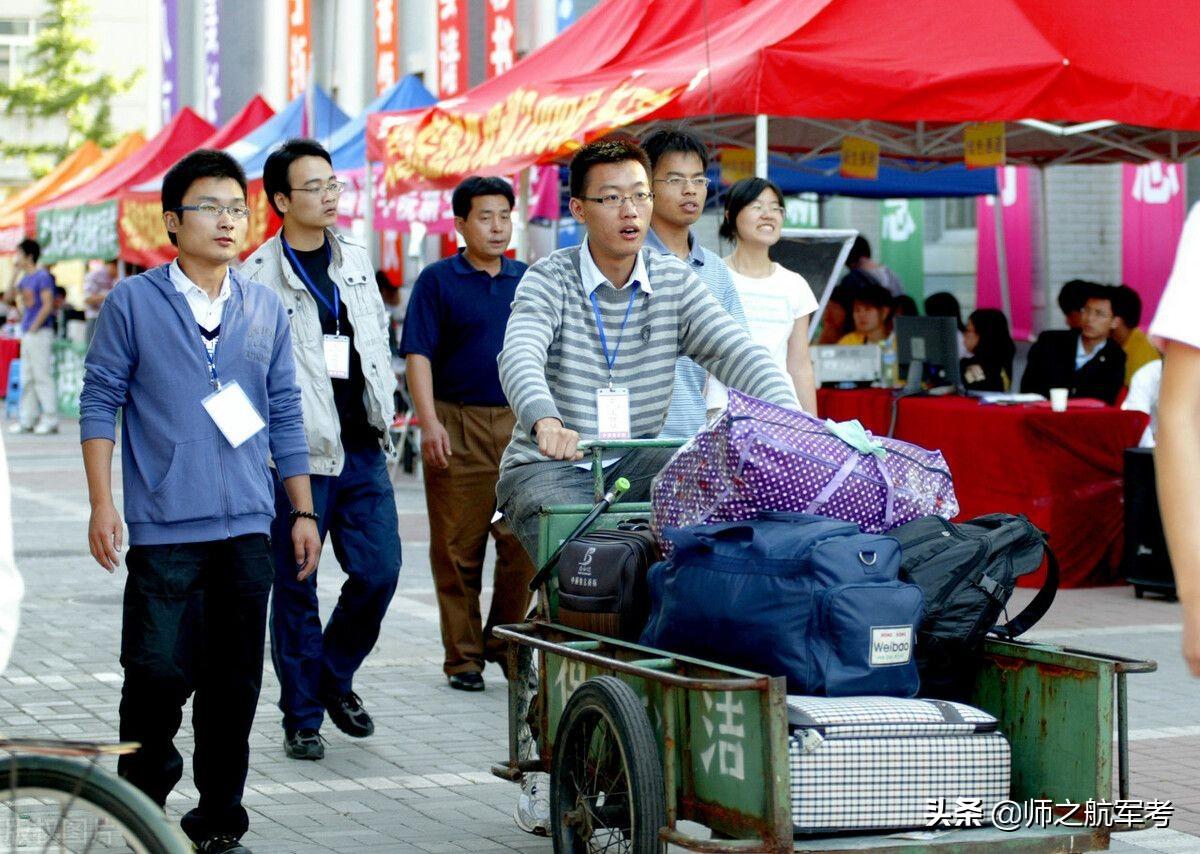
[1020,284,1126,404]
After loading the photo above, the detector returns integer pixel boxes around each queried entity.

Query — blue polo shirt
[400,250,527,406]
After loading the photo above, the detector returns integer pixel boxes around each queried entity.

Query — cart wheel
[551,675,665,854]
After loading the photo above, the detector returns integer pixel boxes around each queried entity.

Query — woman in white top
[717,177,818,413]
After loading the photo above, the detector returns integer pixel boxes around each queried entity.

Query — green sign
[784,193,821,229]
[879,198,924,303]
[54,340,86,419]
[36,200,119,264]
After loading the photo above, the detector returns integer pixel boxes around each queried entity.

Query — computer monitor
[895,316,964,394]
[811,344,883,386]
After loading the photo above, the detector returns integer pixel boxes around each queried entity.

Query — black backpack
[554,520,660,640]
[890,513,1058,700]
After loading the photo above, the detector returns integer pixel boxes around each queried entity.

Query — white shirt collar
[579,237,652,297]
[170,260,231,303]
[1075,333,1102,369]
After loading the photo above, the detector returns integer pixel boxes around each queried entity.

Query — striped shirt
[644,228,748,438]
[498,243,798,473]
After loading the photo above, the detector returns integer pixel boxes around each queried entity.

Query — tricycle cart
[492,441,1156,853]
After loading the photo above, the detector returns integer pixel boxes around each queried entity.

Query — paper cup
[1049,388,1069,412]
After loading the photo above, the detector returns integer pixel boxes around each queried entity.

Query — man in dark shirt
[1021,283,1127,404]
[244,139,401,761]
[401,176,534,692]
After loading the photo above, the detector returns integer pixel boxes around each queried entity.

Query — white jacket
[242,229,397,477]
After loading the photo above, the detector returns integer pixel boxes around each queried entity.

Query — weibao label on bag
[869,625,913,666]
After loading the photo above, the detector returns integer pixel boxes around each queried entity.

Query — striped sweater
[498,245,798,472]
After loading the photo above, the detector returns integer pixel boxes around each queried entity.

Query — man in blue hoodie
[80,150,320,854]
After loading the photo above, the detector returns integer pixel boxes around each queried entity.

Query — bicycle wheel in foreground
[0,754,191,853]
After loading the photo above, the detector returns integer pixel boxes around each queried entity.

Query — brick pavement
[2,426,1199,853]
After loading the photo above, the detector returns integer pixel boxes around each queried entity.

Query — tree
[0,0,141,176]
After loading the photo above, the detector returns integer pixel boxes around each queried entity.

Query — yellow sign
[720,148,755,186]
[840,136,880,180]
[964,122,1006,169]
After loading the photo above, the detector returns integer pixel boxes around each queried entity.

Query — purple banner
[202,0,221,122]
[160,0,178,124]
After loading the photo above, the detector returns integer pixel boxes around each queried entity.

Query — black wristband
[290,509,319,524]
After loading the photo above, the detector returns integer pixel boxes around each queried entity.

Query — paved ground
[2,425,1199,852]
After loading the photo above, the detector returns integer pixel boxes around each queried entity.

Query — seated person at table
[1020,285,1126,404]
[1122,358,1161,448]
[893,294,919,318]
[1110,284,1161,386]
[816,280,861,344]
[1057,278,1096,330]
[838,281,898,386]
[924,291,967,358]
[960,308,1015,392]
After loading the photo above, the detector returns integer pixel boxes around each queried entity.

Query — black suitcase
[554,520,659,640]
[1123,448,1175,599]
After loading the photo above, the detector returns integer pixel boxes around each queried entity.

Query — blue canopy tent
[232,86,351,176]
[329,75,436,172]
[766,154,998,198]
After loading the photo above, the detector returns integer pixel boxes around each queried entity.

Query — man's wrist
[290,509,319,525]
[533,417,563,435]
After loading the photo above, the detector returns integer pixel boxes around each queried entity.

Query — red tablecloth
[817,390,1149,587]
[0,337,20,396]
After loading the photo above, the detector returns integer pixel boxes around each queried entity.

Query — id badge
[596,387,631,440]
[202,381,266,448]
[323,334,351,379]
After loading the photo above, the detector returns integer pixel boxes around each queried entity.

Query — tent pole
[517,168,531,262]
[993,189,1012,321]
[364,161,377,266]
[755,114,768,178]
[1037,165,1051,334]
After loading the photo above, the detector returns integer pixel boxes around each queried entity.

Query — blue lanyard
[201,336,219,390]
[589,285,639,385]
[281,235,340,335]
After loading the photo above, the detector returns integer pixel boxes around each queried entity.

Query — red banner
[287,0,311,101]
[1122,162,1186,328]
[373,0,399,95]
[486,0,516,79]
[436,0,468,98]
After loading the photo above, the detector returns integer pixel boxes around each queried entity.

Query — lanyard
[201,333,220,390]
[589,285,639,387]
[281,235,340,335]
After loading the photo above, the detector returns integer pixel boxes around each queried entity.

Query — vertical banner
[879,199,924,302]
[437,0,468,97]
[976,166,1034,340]
[485,0,516,79]
[373,0,399,95]
[1122,162,1185,327]
[288,0,312,101]
[160,0,178,125]
[201,0,220,122]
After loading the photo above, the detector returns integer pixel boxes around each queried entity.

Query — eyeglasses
[581,191,654,208]
[653,177,711,190]
[174,203,251,220]
[747,202,785,216]
[290,180,347,196]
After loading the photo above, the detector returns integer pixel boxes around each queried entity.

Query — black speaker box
[1123,447,1175,599]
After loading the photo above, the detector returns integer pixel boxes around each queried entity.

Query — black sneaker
[195,835,253,853]
[448,671,485,692]
[323,690,374,738]
[283,728,325,760]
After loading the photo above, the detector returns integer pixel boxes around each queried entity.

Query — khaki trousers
[425,401,534,676]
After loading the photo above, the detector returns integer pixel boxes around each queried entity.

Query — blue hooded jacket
[80,264,309,546]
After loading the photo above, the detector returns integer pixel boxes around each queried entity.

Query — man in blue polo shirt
[642,127,748,436]
[401,176,535,693]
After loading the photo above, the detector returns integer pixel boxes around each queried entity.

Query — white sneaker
[514,771,550,836]
[32,422,57,436]
[7,423,31,435]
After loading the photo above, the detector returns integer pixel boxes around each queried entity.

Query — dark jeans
[269,445,402,732]
[117,534,272,843]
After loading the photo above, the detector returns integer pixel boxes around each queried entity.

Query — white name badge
[596,387,631,440]
[202,381,266,448]
[323,334,351,379]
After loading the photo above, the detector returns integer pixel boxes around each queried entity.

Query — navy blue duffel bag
[641,512,923,697]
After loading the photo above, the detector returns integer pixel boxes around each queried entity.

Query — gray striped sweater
[498,245,798,472]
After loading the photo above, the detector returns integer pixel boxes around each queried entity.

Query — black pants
[117,534,272,843]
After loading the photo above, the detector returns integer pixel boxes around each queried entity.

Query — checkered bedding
[786,695,997,738]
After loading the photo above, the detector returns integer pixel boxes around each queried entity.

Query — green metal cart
[491,441,1156,853]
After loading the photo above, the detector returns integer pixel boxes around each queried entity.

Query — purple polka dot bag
[650,390,958,551]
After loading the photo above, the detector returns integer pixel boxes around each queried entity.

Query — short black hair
[1058,279,1097,315]
[641,125,709,172]
[451,176,515,219]
[262,138,333,217]
[568,136,652,200]
[846,234,872,266]
[719,177,784,241]
[1111,284,1143,328]
[1085,284,1116,313]
[924,291,964,332]
[54,285,67,299]
[161,149,248,246]
[17,238,40,263]
[893,294,919,317]
[852,280,894,311]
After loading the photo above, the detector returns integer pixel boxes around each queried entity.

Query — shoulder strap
[991,539,1059,640]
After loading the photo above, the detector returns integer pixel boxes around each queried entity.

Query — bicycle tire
[0,754,191,853]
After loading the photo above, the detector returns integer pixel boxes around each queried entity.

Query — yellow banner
[720,148,755,186]
[840,136,879,180]
[964,122,1006,169]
